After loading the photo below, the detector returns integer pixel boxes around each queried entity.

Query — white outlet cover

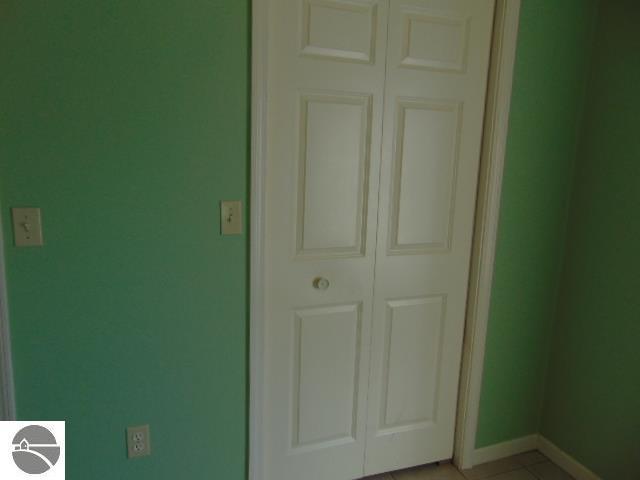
[126,425,151,458]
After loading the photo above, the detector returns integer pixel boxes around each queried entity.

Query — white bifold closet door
[262,1,495,480]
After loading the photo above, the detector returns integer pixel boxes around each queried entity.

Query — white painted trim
[249,0,521,477]
[453,0,521,470]
[473,435,538,465]
[249,0,269,479]
[471,435,601,480]
[0,217,17,420]
[538,436,601,480]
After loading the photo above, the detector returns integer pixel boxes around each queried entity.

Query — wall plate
[126,425,151,458]
[11,208,43,247]
[221,200,243,235]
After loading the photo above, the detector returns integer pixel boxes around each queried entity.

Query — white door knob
[312,277,330,290]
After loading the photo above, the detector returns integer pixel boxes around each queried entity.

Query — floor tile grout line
[460,465,525,480]
[524,463,550,480]
[480,467,534,479]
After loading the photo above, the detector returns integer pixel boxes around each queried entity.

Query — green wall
[476,0,597,447]
[0,1,249,479]
[540,2,640,478]
[2,0,635,477]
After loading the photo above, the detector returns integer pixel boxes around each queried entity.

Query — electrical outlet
[126,425,150,458]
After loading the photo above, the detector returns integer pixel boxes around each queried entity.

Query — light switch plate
[126,424,151,458]
[221,200,243,235]
[12,207,43,247]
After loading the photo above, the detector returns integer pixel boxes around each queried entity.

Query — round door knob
[312,277,330,290]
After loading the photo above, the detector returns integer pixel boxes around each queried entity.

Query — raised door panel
[389,99,461,254]
[302,0,378,63]
[293,303,362,449]
[379,296,445,432]
[400,9,470,72]
[297,93,372,258]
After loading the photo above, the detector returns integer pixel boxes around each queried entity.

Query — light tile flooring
[363,451,574,480]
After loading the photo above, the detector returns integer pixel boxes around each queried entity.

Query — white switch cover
[12,207,43,247]
[221,200,243,235]
[126,425,151,458]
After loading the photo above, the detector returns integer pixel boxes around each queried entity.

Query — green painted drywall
[3,0,633,475]
[540,2,640,478]
[476,0,598,447]
[0,1,249,479]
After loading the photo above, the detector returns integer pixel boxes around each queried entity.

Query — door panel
[293,303,362,448]
[264,1,389,479]
[301,0,378,63]
[263,1,494,479]
[364,0,494,475]
[389,98,461,252]
[380,296,445,430]
[399,9,470,72]
[297,93,372,256]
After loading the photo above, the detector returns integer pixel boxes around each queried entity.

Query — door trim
[0,216,17,421]
[249,0,521,476]
[453,0,521,469]
[249,0,268,478]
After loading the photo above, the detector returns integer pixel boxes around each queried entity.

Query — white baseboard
[472,435,600,480]
[473,434,539,465]
[537,436,601,480]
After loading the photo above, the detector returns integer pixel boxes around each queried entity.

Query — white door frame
[0,218,17,421]
[452,1,521,469]
[249,0,521,477]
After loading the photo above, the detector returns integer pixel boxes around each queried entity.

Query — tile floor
[363,450,574,480]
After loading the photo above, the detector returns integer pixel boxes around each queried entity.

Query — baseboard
[473,434,539,465]
[472,435,600,480]
[537,436,601,480]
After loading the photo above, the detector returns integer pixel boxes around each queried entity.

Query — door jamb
[249,1,521,476]
[0,217,17,421]
[453,0,521,469]
[249,0,268,478]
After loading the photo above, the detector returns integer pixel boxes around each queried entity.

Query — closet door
[262,2,388,479]
[364,0,495,475]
